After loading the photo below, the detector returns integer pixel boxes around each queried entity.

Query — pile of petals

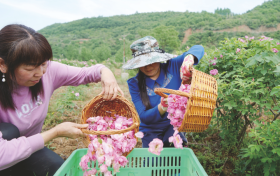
[79,115,137,176]
[131,85,191,156]
[166,84,191,149]
[167,84,191,130]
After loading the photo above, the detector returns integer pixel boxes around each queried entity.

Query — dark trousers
[0,123,64,176]
[141,124,188,148]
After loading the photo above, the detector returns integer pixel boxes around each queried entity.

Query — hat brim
[122,52,174,70]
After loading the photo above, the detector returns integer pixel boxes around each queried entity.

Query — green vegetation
[39,0,280,62]
[194,35,280,175]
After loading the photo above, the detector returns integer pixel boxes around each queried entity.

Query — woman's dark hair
[138,61,170,110]
[0,24,53,110]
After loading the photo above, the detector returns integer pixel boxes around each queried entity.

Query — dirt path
[182,23,280,44]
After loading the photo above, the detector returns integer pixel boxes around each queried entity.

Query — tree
[114,40,132,63]
[92,45,111,62]
[151,25,180,53]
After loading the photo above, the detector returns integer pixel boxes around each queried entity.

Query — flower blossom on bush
[212,62,216,66]
[148,138,163,155]
[259,35,273,41]
[236,48,241,53]
[272,48,278,53]
[277,42,280,45]
[80,114,137,175]
[75,93,80,97]
[238,38,245,43]
[210,69,218,76]
[220,55,223,58]
[249,36,255,41]
[214,57,217,60]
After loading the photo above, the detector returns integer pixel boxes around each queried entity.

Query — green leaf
[270,88,279,96]
[246,55,259,67]
[261,157,270,163]
[270,54,280,65]
[261,69,267,75]
[224,101,237,110]
[98,138,102,144]
[274,66,280,73]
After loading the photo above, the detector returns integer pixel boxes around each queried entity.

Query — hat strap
[132,48,165,58]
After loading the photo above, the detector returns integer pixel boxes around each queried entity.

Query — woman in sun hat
[124,36,204,148]
[0,24,124,176]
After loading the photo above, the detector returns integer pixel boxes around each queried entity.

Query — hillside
[39,0,280,62]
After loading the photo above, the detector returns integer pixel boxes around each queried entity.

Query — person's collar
[145,65,165,89]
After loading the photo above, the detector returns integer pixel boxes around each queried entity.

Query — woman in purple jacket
[0,24,123,176]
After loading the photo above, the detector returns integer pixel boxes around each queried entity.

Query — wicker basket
[154,68,218,133]
[80,95,140,157]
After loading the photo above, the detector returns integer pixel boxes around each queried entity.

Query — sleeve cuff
[27,134,44,153]
[94,64,107,82]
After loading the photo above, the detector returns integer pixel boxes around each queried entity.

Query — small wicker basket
[154,68,218,133]
[80,95,140,157]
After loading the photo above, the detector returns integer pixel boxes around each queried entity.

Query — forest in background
[38,0,280,63]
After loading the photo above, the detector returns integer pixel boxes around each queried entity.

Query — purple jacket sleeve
[48,61,106,90]
[0,132,44,170]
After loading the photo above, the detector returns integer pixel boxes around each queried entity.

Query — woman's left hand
[100,67,124,100]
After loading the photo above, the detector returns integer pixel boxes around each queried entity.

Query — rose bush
[195,35,280,174]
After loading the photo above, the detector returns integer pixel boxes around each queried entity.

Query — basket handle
[81,123,139,135]
[154,88,191,98]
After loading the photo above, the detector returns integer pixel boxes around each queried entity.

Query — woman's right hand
[41,122,88,144]
[54,122,88,138]
[158,97,168,115]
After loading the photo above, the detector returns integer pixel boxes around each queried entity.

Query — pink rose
[210,69,218,76]
[272,48,278,53]
[135,132,144,138]
[236,48,241,53]
[148,138,163,155]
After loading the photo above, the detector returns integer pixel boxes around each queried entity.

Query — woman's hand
[180,54,195,81]
[55,122,88,138]
[100,67,124,100]
[41,122,88,144]
[158,97,168,115]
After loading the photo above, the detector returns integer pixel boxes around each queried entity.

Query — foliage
[92,45,111,62]
[38,0,280,61]
[196,35,280,151]
[182,31,254,49]
[215,8,233,16]
[237,120,280,176]
[151,25,180,52]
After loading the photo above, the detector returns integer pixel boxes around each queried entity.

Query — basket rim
[80,94,140,135]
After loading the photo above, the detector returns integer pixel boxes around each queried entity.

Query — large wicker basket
[80,95,140,157]
[154,68,218,133]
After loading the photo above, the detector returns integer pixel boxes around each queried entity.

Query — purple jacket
[0,61,105,170]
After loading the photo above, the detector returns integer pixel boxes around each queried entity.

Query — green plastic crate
[54,148,208,176]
